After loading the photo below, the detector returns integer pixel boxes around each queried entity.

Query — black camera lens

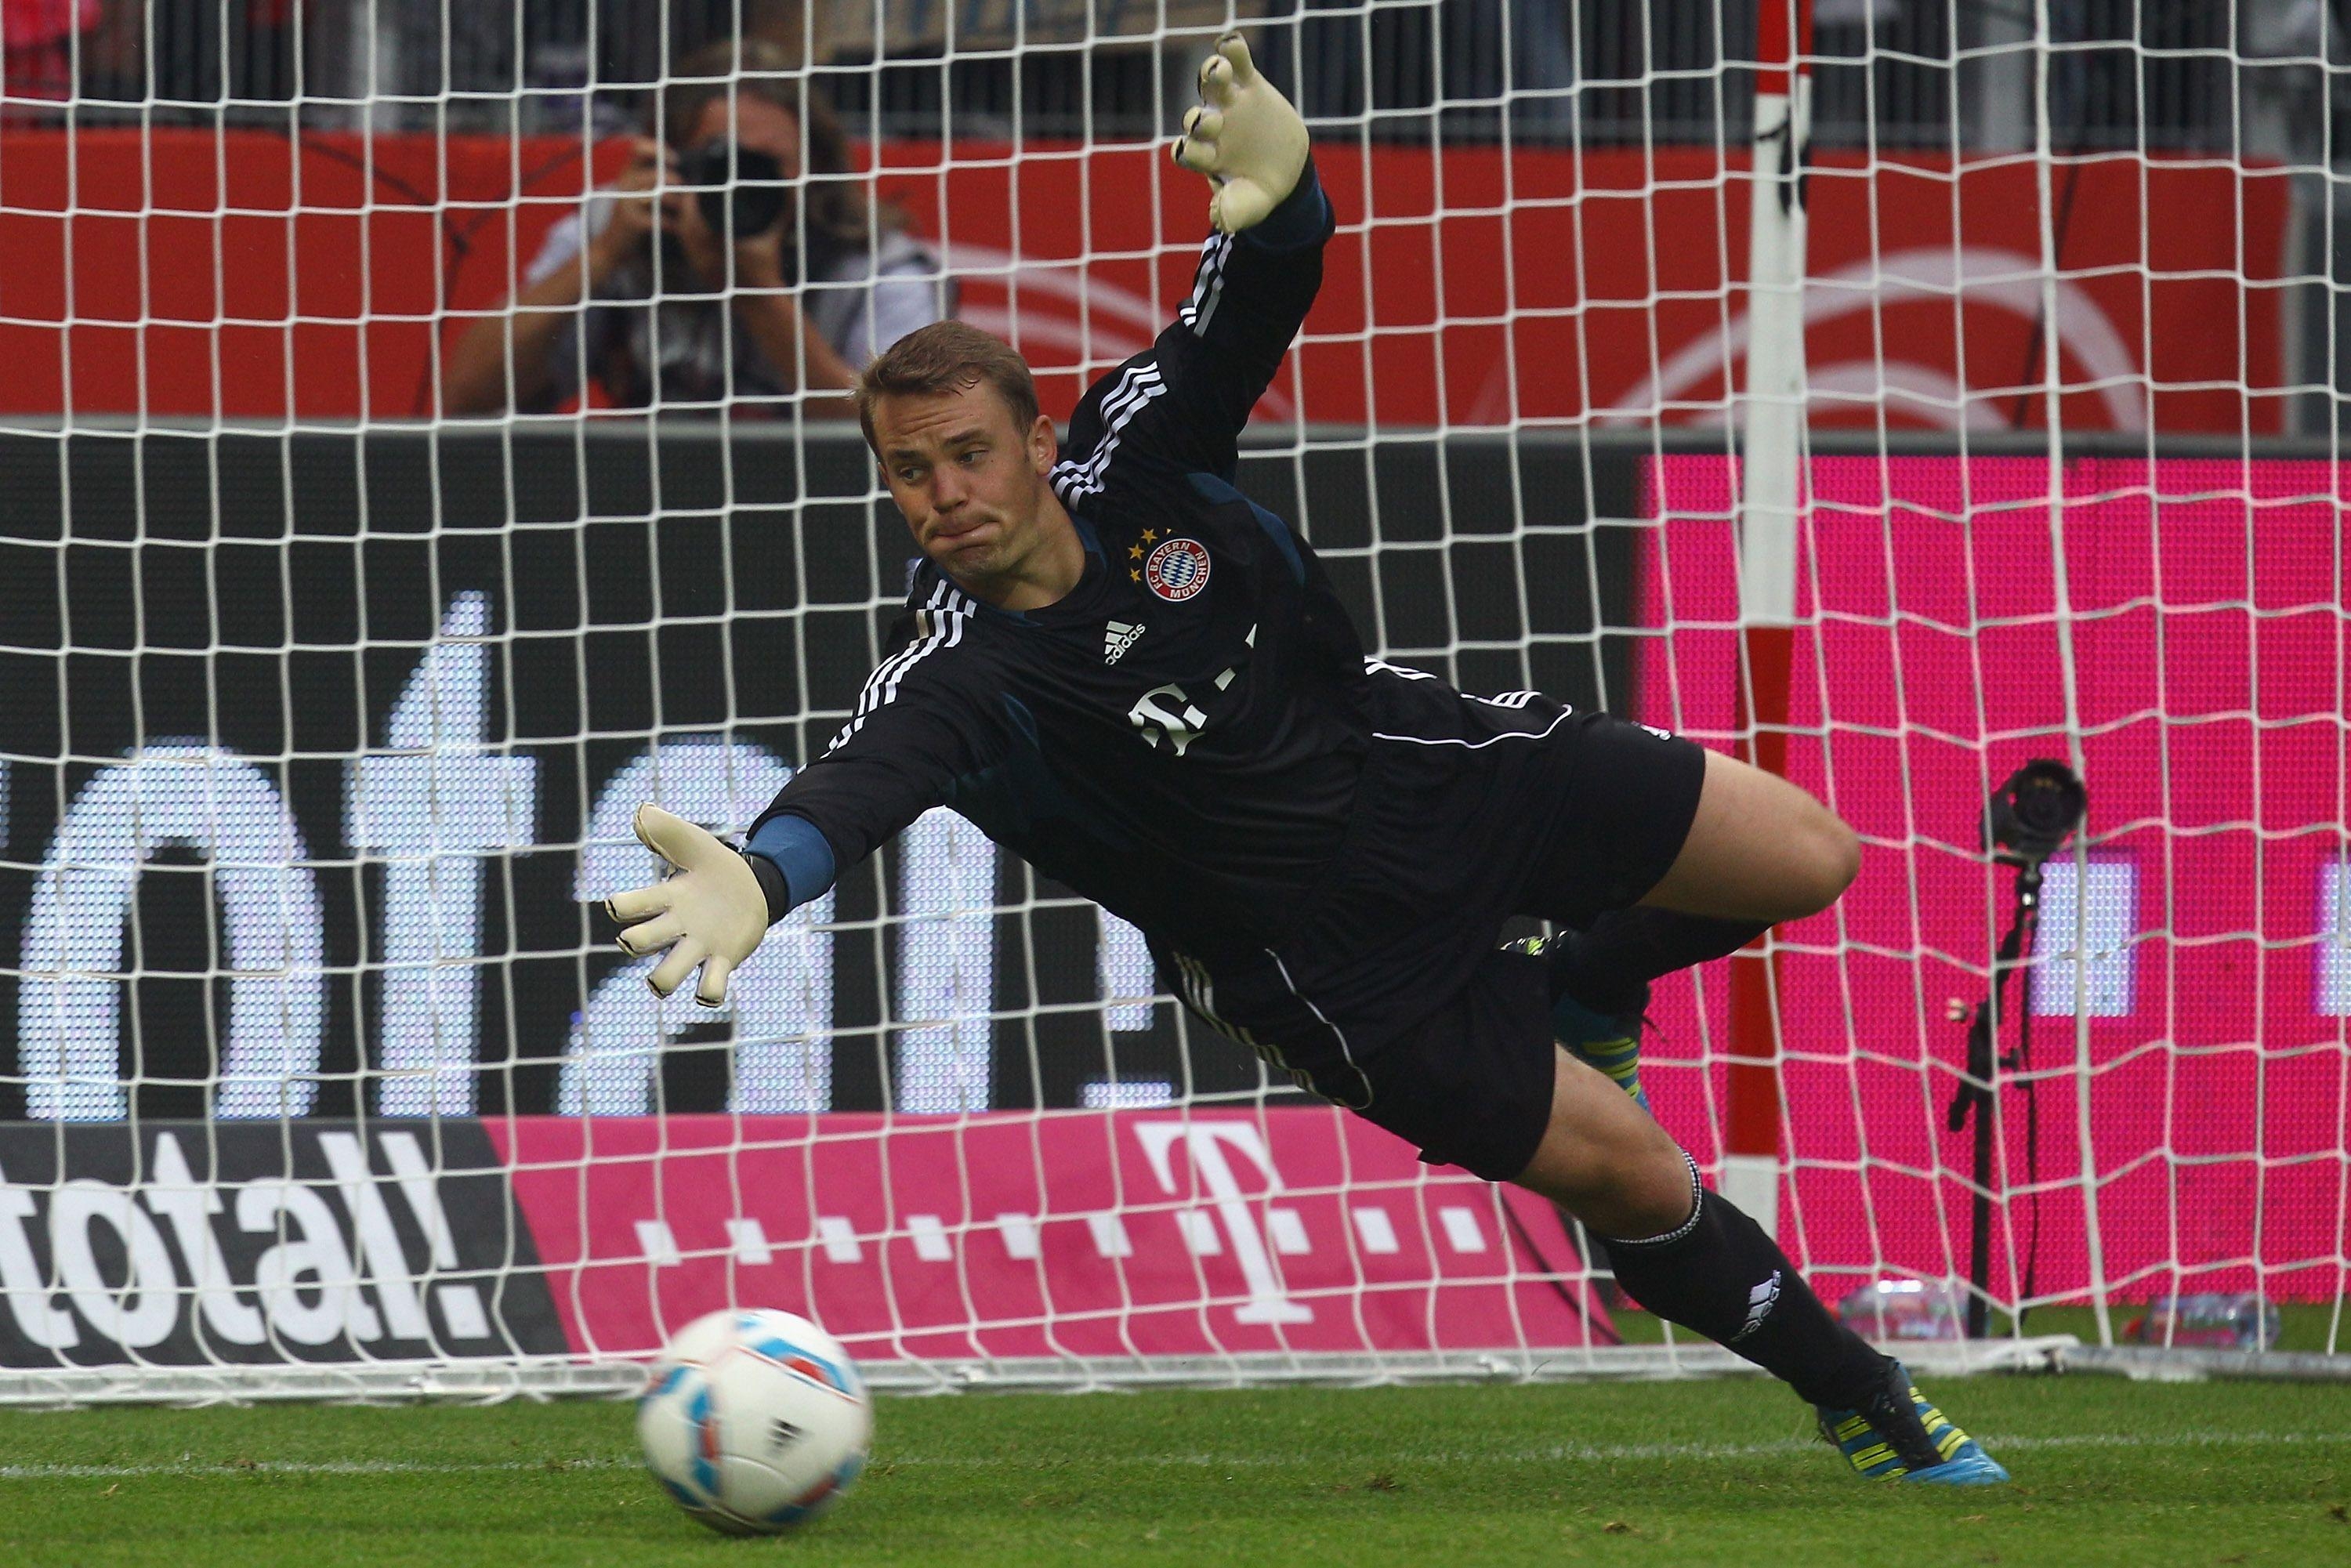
[1984,759,2087,864]
[678,139,787,240]
[2009,768,2080,835]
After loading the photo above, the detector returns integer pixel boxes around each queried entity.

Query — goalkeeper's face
[873,381,1073,606]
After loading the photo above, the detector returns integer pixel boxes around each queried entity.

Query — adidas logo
[1731,1269,1782,1342]
[1103,619,1146,664]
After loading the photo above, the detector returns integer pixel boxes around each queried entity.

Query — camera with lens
[1983,759,2086,867]
[674,138,788,242]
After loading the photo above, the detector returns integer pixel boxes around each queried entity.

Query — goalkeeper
[608,34,2006,1487]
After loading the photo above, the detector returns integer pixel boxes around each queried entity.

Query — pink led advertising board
[1639,456,2348,1302]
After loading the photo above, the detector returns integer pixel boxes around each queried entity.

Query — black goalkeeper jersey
[748,165,1578,980]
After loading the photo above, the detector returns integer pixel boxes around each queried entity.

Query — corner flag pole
[1724,0,1813,1237]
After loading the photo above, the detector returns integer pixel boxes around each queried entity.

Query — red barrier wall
[0,129,2290,431]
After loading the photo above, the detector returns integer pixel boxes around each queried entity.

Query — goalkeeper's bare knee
[1643,748,1859,924]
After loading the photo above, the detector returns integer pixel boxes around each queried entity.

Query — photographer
[442,39,950,418]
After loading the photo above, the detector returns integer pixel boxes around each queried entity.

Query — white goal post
[0,2,2344,1401]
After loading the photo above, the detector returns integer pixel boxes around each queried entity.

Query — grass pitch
[0,1373,2342,1566]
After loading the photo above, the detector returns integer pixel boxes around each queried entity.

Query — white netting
[0,2,2343,1396]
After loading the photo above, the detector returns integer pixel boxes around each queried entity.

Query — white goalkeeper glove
[605,803,768,1007]
[1171,32,1310,236]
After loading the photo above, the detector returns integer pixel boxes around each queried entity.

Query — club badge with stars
[1143,536,1212,603]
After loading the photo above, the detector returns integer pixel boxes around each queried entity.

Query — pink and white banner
[486,1109,1612,1363]
[1639,454,2351,1302]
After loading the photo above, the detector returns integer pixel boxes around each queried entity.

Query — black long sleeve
[1051,160,1334,507]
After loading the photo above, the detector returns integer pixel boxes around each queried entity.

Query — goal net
[0,1,2342,1400]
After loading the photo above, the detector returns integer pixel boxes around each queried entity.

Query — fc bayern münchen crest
[1143,537,1212,602]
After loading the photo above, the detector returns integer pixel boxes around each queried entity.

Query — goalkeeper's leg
[1513,746,1858,1116]
[1514,1051,2006,1483]
[1511,1048,1886,1404]
[1548,746,1860,1019]
[1509,744,2002,1480]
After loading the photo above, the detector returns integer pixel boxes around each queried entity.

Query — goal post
[0,3,2345,1400]
[1722,0,1815,1239]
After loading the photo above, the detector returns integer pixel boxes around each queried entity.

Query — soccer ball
[636,1307,873,1535]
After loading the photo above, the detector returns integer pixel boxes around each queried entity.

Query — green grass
[1,1375,2346,1566]
[1610,1302,2348,1352]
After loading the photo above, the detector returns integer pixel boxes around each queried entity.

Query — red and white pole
[1722,0,1813,1236]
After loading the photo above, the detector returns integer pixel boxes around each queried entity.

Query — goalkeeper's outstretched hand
[1171,32,1309,235]
[605,804,769,1007]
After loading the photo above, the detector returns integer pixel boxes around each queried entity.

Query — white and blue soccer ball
[636,1307,873,1535]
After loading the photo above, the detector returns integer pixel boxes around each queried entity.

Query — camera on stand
[1949,759,2086,1340]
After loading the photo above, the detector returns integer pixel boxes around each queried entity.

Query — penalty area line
[1,1427,2346,1483]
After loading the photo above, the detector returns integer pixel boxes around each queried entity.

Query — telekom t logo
[1132,1121,1312,1325]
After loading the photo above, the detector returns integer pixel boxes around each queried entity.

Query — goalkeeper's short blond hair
[856,321,1041,454]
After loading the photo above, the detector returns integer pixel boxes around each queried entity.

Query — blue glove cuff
[745,813,838,919]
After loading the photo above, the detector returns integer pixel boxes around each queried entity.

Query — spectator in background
[442,38,950,418]
[3,0,98,103]
[22,0,311,112]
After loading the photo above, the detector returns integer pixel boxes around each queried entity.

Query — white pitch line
[895,1429,2351,1469]
[0,1427,2344,1483]
[0,1457,643,1481]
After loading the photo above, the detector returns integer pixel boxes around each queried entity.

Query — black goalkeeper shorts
[1160,705,1708,1182]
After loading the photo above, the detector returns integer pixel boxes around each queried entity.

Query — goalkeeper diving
[607,34,2007,1487]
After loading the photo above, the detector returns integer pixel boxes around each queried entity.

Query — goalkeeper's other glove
[1171,31,1310,235]
[605,803,768,1007]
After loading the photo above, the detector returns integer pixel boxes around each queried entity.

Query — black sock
[1602,1155,1886,1407]
[1551,909,1773,1016]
